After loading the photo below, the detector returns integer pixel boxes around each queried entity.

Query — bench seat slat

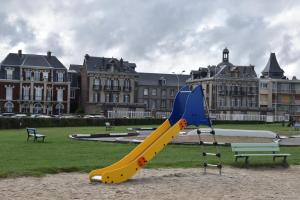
[232,148,280,152]
[235,154,290,157]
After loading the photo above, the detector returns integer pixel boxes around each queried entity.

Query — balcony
[123,86,132,92]
[93,84,102,90]
[104,85,121,91]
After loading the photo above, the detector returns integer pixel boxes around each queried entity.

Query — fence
[108,110,288,122]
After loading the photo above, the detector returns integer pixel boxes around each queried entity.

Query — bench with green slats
[231,143,290,166]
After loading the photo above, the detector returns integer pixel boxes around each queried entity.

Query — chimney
[47,51,52,58]
[18,50,22,57]
[85,54,90,60]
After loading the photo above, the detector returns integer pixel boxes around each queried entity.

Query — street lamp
[172,70,185,92]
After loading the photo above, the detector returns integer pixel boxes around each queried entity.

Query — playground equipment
[89,85,219,184]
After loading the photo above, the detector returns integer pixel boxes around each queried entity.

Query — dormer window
[5,68,14,80]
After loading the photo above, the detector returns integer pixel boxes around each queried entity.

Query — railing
[93,85,102,90]
[211,113,288,122]
[104,85,121,91]
[123,86,131,92]
[108,111,151,119]
[108,111,288,122]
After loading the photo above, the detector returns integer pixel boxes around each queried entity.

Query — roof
[137,72,189,86]
[69,64,82,72]
[261,53,284,78]
[83,55,136,73]
[1,52,66,69]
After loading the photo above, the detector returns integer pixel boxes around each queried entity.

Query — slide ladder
[89,85,213,183]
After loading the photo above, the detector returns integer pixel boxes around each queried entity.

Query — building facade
[80,55,145,114]
[259,53,300,119]
[136,72,189,113]
[0,50,70,114]
[187,48,259,114]
[68,64,81,113]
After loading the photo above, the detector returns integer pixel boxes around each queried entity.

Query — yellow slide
[89,119,187,184]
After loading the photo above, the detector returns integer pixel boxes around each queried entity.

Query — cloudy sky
[0,0,299,78]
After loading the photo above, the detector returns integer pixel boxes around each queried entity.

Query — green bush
[0,118,165,129]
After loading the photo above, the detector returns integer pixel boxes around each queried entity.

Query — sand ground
[1,166,300,200]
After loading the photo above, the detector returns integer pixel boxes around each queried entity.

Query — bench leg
[245,157,249,168]
[42,137,45,143]
[27,136,30,142]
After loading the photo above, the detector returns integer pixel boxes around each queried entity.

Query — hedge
[0,117,276,129]
[0,118,165,129]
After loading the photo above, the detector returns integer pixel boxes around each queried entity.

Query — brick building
[0,50,70,114]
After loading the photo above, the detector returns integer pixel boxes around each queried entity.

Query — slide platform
[89,85,210,184]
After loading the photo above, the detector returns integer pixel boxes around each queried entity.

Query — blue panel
[168,86,191,125]
[182,85,211,127]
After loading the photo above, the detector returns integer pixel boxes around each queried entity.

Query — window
[94,79,100,85]
[105,93,110,102]
[151,100,156,109]
[151,89,157,96]
[170,89,175,96]
[34,71,40,81]
[4,102,14,112]
[5,86,13,100]
[161,100,166,108]
[57,72,64,82]
[260,82,267,88]
[170,100,174,109]
[33,103,43,114]
[47,89,52,101]
[124,79,130,88]
[21,103,30,113]
[144,100,149,109]
[5,68,13,80]
[23,87,30,100]
[124,94,130,103]
[112,94,119,103]
[43,72,49,81]
[25,71,31,80]
[57,89,63,102]
[93,92,100,103]
[71,90,75,99]
[94,79,101,90]
[143,88,148,96]
[35,87,43,101]
[162,89,166,96]
[55,103,64,115]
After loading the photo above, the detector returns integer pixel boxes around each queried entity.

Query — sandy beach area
[1,166,300,200]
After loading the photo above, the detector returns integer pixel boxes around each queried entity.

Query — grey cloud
[0,0,299,78]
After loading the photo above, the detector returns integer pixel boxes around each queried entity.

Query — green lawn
[0,123,299,178]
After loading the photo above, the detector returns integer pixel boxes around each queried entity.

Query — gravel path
[1,167,300,200]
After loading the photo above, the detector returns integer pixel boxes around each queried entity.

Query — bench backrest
[231,143,280,153]
[26,128,37,135]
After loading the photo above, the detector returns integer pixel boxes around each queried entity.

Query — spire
[261,53,285,79]
[222,48,229,62]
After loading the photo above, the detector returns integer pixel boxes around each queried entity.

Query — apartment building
[259,53,300,119]
[0,50,70,114]
[187,48,259,114]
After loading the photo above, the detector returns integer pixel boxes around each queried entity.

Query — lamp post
[172,70,185,92]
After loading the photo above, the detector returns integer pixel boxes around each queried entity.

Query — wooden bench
[105,122,114,131]
[231,143,290,166]
[26,128,46,142]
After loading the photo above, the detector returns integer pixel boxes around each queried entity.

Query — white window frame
[5,86,13,101]
[57,89,63,102]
